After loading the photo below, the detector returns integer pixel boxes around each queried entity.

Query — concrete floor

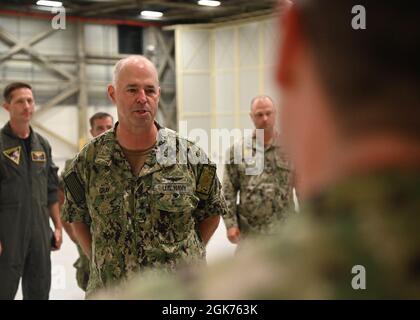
[15,221,236,300]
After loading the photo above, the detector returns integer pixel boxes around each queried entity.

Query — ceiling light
[36,0,63,7]
[140,10,163,18]
[198,0,221,7]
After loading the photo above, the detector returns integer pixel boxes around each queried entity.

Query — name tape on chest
[154,183,192,194]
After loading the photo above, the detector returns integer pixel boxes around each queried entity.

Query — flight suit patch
[31,151,46,162]
[196,165,216,200]
[3,146,21,165]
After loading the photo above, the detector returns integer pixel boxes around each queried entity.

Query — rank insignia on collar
[31,151,46,162]
[3,146,21,165]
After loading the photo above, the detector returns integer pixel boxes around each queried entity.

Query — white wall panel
[180,29,210,70]
[239,22,260,67]
[264,66,281,104]
[215,72,235,113]
[182,73,211,113]
[215,27,234,69]
[240,113,254,130]
[263,19,279,67]
[176,16,278,141]
[239,69,259,111]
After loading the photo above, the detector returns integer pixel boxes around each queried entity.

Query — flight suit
[0,123,59,300]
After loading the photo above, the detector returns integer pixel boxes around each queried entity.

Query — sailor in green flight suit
[0,82,61,300]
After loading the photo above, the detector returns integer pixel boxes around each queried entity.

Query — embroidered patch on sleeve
[196,164,216,200]
[63,171,86,205]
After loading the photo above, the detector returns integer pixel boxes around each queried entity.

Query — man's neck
[9,120,30,139]
[116,122,158,150]
[301,134,420,199]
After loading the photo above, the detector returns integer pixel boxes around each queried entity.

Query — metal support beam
[77,21,89,150]
[0,28,57,63]
[33,84,80,119]
[0,26,76,81]
[31,120,78,152]
[156,30,175,80]
[149,27,176,129]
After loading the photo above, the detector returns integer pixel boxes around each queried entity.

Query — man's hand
[199,216,220,246]
[52,228,63,251]
[227,227,241,244]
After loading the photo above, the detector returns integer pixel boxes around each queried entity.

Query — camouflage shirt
[222,135,295,236]
[95,170,420,299]
[62,123,227,293]
[59,158,90,291]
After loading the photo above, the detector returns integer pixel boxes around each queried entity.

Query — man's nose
[136,89,147,103]
[23,100,31,109]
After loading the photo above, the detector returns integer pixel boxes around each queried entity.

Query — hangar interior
[0,0,281,299]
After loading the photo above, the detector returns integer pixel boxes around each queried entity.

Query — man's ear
[276,4,303,88]
[107,85,116,104]
[3,102,10,112]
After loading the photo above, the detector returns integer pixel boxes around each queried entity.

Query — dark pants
[0,235,51,300]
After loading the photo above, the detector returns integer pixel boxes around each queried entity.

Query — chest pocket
[151,172,199,243]
[89,175,124,223]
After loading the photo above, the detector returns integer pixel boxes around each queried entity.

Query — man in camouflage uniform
[62,55,225,296]
[58,112,113,292]
[223,95,294,245]
[94,0,420,299]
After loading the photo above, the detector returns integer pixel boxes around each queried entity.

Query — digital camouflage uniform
[59,159,90,292]
[62,123,227,295]
[95,170,420,299]
[222,135,295,237]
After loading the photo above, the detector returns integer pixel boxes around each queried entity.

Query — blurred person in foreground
[95,0,420,299]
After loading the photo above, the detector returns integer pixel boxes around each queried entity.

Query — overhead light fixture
[36,0,63,7]
[140,10,163,18]
[198,0,221,7]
